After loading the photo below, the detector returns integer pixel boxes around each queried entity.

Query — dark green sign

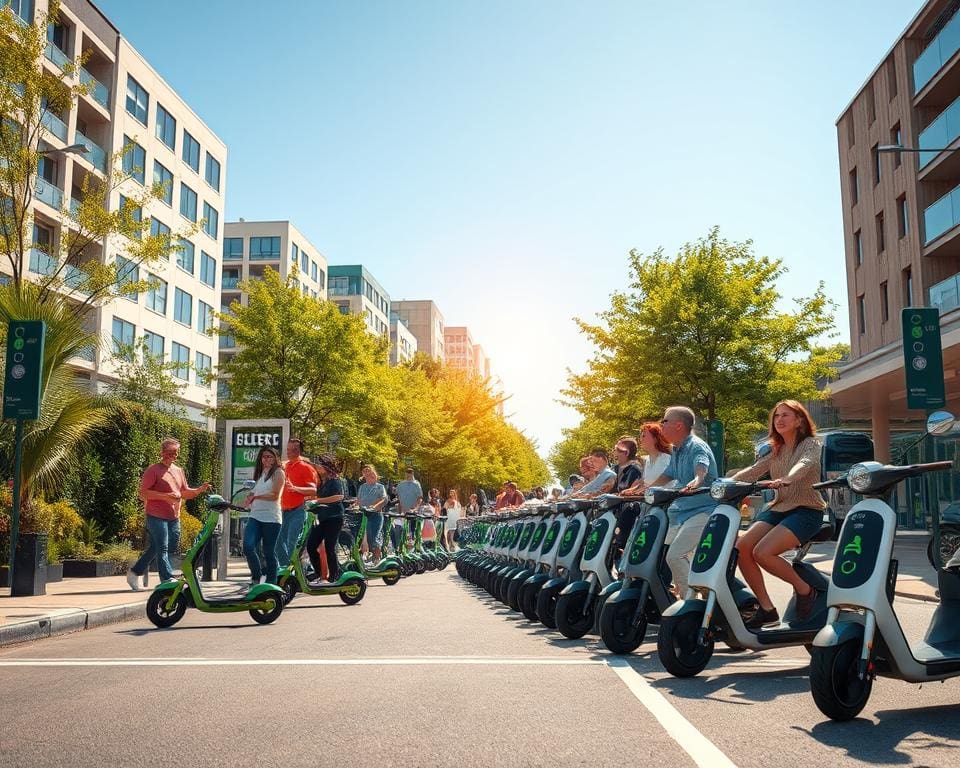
[902,308,945,410]
[704,419,725,475]
[3,321,45,420]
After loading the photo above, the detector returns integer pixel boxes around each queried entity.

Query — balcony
[74,130,106,173]
[28,248,56,276]
[219,335,236,349]
[79,67,110,109]
[930,273,960,313]
[222,276,240,289]
[248,252,280,261]
[33,176,63,209]
[40,110,67,142]
[70,345,96,363]
[925,183,960,244]
[44,41,70,70]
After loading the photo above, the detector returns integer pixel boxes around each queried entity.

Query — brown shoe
[746,605,780,628]
[796,587,819,621]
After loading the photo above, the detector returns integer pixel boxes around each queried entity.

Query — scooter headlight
[710,480,729,501]
[847,463,873,493]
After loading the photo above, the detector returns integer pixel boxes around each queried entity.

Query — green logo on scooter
[543,524,559,552]
[843,535,862,556]
[840,560,857,575]
[700,533,713,550]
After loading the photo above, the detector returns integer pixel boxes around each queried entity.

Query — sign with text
[901,308,945,410]
[3,321,45,420]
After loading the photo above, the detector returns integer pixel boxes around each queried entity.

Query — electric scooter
[493,509,543,603]
[808,455,960,720]
[657,482,836,678]
[505,506,553,611]
[342,505,402,585]
[517,503,576,621]
[385,509,418,576]
[277,502,367,606]
[146,494,286,628]
[536,499,594,628]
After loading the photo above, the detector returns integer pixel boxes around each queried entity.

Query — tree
[105,337,189,417]
[555,228,840,472]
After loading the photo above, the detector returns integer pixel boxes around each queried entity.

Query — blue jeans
[132,516,181,582]
[244,518,282,584]
[277,505,306,566]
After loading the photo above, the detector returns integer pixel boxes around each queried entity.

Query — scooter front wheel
[556,592,594,640]
[382,570,401,586]
[600,598,646,654]
[809,639,873,721]
[146,590,187,628]
[339,578,367,605]
[657,610,713,677]
[250,593,284,625]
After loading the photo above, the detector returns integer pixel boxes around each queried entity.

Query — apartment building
[328,264,390,341]
[219,220,328,362]
[392,299,445,360]
[474,343,491,381]
[443,326,474,373]
[13,0,227,426]
[390,313,417,365]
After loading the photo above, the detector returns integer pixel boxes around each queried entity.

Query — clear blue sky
[97,0,921,459]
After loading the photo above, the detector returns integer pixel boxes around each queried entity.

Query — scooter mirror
[927,410,956,436]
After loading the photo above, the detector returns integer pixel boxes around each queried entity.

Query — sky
[97,0,922,459]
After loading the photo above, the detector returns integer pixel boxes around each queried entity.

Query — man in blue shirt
[649,406,719,596]
[394,468,423,550]
[571,449,617,498]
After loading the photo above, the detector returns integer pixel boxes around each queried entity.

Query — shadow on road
[650,664,812,704]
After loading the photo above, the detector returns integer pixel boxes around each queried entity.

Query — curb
[894,589,940,603]
[0,600,146,648]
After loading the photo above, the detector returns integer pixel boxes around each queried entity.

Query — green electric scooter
[277,501,367,605]
[145,494,286,628]
[384,509,418,576]
[343,506,402,585]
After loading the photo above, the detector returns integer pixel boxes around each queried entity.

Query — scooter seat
[807,508,839,543]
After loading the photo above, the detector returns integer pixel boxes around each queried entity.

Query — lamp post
[39,143,89,158]
[877,143,960,154]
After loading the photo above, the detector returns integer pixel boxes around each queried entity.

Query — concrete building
[474,343,491,381]
[13,0,227,426]
[328,265,390,341]
[392,299,445,360]
[832,0,960,459]
[390,313,417,365]
[443,326,474,373]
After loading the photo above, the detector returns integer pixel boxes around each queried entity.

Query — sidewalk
[0,559,252,647]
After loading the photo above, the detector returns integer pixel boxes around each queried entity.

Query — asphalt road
[0,566,958,768]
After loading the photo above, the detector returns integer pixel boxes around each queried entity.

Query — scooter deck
[914,640,960,673]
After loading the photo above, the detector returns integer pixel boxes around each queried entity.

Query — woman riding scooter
[731,400,826,625]
[307,454,347,585]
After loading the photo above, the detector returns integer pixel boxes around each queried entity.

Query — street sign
[3,320,45,420]
[704,418,725,474]
[901,308,945,410]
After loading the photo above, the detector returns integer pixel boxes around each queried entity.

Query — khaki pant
[665,512,710,596]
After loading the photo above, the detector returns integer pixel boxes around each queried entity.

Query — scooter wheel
[249,593,284,624]
[339,578,367,605]
[600,598,646,655]
[657,611,714,677]
[520,584,541,622]
[281,578,298,605]
[415,559,426,575]
[536,583,563,628]
[146,590,187,628]
[556,592,595,640]
[809,639,873,721]
[382,570,401,586]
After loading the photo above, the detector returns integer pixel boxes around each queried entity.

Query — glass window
[182,130,200,172]
[144,330,164,360]
[111,317,135,357]
[116,255,138,302]
[317,268,325,291]
[200,251,216,288]
[310,261,318,282]
[153,161,173,206]
[177,238,195,274]
[118,194,142,223]
[223,237,243,260]
[150,217,171,247]
[122,135,145,184]
[204,153,220,191]
[171,342,190,380]
[202,202,218,239]
[898,195,909,237]
[195,351,212,385]
[301,251,308,272]
[198,300,214,334]
[291,243,299,264]
[854,230,862,266]
[174,287,193,327]
[155,104,176,150]
[857,295,865,334]
[249,236,281,259]
[125,75,149,124]
[146,274,167,314]
[179,183,197,222]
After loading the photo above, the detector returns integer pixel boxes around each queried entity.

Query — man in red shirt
[276,437,318,566]
[495,481,525,509]
[127,438,210,590]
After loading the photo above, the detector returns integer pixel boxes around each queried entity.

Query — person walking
[394,467,423,550]
[306,454,346,585]
[443,489,462,550]
[243,446,285,584]
[127,438,210,591]
[277,437,318,567]
[358,464,388,563]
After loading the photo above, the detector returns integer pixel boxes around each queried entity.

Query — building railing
[41,110,67,141]
[44,40,70,69]
[924,182,960,244]
[74,129,107,172]
[28,248,56,276]
[219,335,236,349]
[930,273,960,314]
[919,93,960,168]
[248,252,280,260]
[915,10,960,94]
[70,345,96,363]
[33,176,63,209]
[79,67,110,108]
[222,276,240,288]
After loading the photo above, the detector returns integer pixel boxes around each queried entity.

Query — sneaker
[125,569,141,592]
[746,606,780,628]
[259,575,267,584]
[796,588,819,621]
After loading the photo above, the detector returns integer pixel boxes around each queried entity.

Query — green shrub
[97,542,138,575]
[177,513,203,555]
[59,538,98,561]
[22,498,84,541]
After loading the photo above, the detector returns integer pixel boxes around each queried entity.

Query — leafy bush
[59,538,98,561]
[22,498,84,541]
[177,513,203,555]
[97,542,138,575]
[118,511,203,556]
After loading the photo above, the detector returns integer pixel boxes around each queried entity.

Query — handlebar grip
[920,460,955,471]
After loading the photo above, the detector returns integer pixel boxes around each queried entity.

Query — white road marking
[607,659,738,768]
[0,655,606,667]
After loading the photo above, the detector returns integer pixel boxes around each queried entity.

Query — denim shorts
[755,506,824,545]
[365,511,383,548]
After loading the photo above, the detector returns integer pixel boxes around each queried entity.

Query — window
[330,276,349,295]
[144,330,164,360]
[224,237,243,260]
[903,267,913,307]
[222,268,239,290]
[311,261,317,282]
[202,202,218,239]
[854,230,862,267]
[195,352,212,385]
[866,83,876,124]
[198,300,214,334]
[174,288,193,327]
[876,211,885,253]
[897,195,909,238]
[200,251,216,288]
[880,281,889,323]
[891,124,902,168]
[291,243,298,264]
[153,161,173,205]
[171,342,190,380]
[249,236,280,259]
[301,251,308,272]
[182,130,200,172]
[116,255,138,302]
[849,168,858,205]
[125,75,148,124]
[122,135,145,184]
[887,56,898,99]
[150,217,170,247]
[118,194,142,224]
[112,317,135,357]
[155,104,176,150]
[146,274,167,314]
[857,295,866,334]
[316,267,325,291]
[176,238,195,274]
[872,143,881,186]
[846,116,855,148]
[179,182,197,222]
[47,21,67,53]
[9,0,31,22]
[204,153,220,191]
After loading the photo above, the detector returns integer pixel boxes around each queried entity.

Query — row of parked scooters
[456,433,960,721]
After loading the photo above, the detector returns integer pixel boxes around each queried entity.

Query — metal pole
[7,418,24,585]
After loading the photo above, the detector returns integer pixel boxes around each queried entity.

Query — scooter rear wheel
[382,570,401,586]
[249,593,284,625]
[339,577,367,605]
[520,583,541,622]
[146,590,187,628]
[556,592,594,640]
[600,598,646,654]
[809,639,873,721]
[536,583,563,628]
[281,578,298,605]
[657,610,714,677]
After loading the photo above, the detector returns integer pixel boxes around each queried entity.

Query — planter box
[62,559,115,578]
[46,562,63,583]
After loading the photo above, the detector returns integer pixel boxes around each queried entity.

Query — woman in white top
[243,446,285,584]
[623,422,673,497]
[443,489,462,550]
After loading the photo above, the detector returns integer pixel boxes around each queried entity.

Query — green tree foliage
[106,337,189,417]
[553,228,841,474]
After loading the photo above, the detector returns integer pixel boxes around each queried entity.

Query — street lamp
[877,143,960,154]
[39,143,89,157]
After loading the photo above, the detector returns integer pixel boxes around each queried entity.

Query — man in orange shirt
[277,437,318,566]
